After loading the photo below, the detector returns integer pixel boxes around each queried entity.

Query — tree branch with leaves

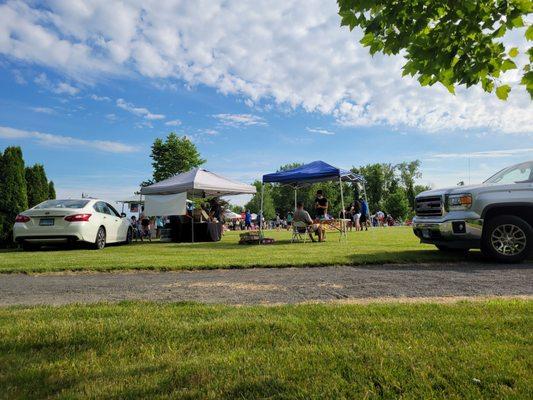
[338,0,532,100]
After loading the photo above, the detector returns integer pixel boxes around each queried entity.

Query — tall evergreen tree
[25,164,50,207]
[0,147,28,244]
[48,181,56,199]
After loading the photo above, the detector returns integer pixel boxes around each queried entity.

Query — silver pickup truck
[413,161,533,263]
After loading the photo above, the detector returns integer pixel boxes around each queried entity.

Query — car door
[106,202,128,242]
[93,202,118,242]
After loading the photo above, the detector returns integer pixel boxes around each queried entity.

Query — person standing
[244,209,252,230]
[359,198,369,231]
[352,199,361,231]
[314,190,328,219]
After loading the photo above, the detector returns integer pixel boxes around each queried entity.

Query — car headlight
[447,194,472,211]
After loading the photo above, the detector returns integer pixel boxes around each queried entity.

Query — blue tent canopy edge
[262,160,363,185]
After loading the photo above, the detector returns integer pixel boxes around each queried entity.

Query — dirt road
[0,262,531,306]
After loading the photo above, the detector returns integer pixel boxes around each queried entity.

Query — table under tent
[140,168,256,242]
[260,160,367,240]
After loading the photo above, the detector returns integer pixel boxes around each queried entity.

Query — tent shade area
[260,161,367,241]
[140,168,256,243]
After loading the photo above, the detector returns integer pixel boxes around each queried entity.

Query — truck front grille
[415,196,443,217]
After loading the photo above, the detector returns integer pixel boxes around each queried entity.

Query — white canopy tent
[141,168,256,197]
[140,168,256,242]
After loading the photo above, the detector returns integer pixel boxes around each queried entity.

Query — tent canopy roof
[140,168,256,197]
[262,160,363,186]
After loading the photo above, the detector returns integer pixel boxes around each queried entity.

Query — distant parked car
[13,199,133,251]
[413,161,533,263]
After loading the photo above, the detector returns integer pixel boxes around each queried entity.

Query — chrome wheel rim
[97,229,106,249]
[490,224,526,256]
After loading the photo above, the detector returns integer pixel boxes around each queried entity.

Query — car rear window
[33,200,90,209]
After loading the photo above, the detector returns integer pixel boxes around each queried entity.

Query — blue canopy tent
[260,161,367,235]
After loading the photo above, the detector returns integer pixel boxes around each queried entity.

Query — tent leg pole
[191,193,195,244]
[294,186,297,210]
[259,184,264,240]
[339,177,346,240]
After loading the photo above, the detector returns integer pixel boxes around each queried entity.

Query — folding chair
[292,221,309,243]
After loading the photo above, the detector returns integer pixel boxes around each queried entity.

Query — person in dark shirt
[314,190,328,219]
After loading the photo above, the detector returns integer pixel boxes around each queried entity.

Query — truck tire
[481,215,532,263]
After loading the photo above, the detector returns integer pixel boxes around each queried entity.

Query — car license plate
[39,218,55,226]
[422,229,430,239]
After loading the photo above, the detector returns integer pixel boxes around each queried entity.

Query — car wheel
[435,245,469,254]
[93,227,106,250]
[125,227,133,244]
[21,242,40,251]
[481,215,532,263]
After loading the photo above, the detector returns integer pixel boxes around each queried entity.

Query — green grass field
[0,227,486,273]
[1,299,531,399]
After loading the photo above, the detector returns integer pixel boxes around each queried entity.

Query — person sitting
[294,201,323,242]
[140,213,151,242]
[314,190,328,220]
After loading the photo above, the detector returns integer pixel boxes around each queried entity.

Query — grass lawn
[0,227,486,274]
[0,299,531,399]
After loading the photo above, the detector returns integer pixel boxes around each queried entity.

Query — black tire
[435,245,469,254]
[124,227,133,245]
[21,242,40,251]
[481,215,532,263]
[93,226,106,250]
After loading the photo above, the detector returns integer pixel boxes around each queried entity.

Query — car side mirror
[121,213,127,218]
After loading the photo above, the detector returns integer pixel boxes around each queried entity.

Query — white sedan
[13,199,133,250]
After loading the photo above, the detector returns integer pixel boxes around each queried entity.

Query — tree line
[0,146,55,246]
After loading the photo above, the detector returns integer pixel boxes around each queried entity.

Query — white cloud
[12,69,26,84]
[165,119,182,126]
[29,106,55,114]
[214,113,267,127]
[34,73,79,95]
[105,113,117,121]
[0,126,138,153]
[116,98,165,120]
[306,127,335,135]
[90,94,111,101]
[0,1,531,133]
[426,148,533,161]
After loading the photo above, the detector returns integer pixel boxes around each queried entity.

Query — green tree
[149,133,206,183]
[25,164,50,208]
[0,147,28,245]
[384,189,410,220]
[245,181,275,220]
[338,0,533,100]
[397,161,422,208]
[48,181,56,199]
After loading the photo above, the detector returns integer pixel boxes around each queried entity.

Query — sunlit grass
[0,227,484,273]
[0,299,531,399]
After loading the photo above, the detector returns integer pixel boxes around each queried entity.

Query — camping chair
[292,221,309,243]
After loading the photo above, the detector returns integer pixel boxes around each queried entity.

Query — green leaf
[509,47,519,57]
[495,84,511,100]
[360,32,374,47]
[526,25,533,41]
[511,16,524,28]
[501,59,517,72]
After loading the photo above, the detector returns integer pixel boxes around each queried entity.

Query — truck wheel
[435,245,469,254]
[482,215,532,263]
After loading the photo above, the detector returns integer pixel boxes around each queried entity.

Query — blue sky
[0,1,532,206]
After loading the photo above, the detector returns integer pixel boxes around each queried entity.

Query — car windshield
[33,200,90,209]
[484,161,533,185]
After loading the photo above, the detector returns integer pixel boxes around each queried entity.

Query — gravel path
[0,262,532,306]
